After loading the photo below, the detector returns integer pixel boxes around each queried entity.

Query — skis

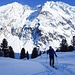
[51,66,57,70]
[53,66,57,69]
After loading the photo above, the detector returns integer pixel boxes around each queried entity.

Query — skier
[47,46,57,68]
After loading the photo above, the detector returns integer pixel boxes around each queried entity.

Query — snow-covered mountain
[0,1,75,53]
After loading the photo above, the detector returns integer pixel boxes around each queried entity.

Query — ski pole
[46,53,48,63]
[56,56,58,65]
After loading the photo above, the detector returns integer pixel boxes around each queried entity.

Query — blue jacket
[48,49,57,57]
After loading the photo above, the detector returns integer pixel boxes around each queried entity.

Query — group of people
[47,46,57,68]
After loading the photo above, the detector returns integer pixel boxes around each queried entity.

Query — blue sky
[0,0,75,7]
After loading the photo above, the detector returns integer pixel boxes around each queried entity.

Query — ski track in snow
[0,52,75,75]
[32,54,75,75]
[32,58,57,75]
[56,63,75,75]
[31,59,56,75]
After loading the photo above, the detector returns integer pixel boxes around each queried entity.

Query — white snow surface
[0,51,75,75]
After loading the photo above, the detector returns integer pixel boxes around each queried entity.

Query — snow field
[0,51,75,75]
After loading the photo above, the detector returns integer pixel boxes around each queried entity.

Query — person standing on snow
[47,46,57,68]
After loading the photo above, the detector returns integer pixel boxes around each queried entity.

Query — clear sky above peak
[0,0,75,7]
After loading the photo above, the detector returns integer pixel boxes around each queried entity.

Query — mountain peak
[43,1,70,7]
[0,1,75,53]
[10,2,23,7]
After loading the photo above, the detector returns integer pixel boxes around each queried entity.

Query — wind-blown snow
[0,51,75,75]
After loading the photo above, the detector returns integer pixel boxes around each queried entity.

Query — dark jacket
[48,47,57,57]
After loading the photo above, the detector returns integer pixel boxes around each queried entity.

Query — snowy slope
[0,1,75,53]
[0,51,75,75]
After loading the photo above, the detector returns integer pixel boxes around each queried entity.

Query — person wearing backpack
[47,46,57,68]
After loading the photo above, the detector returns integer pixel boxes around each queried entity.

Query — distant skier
[47,46,57,68]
